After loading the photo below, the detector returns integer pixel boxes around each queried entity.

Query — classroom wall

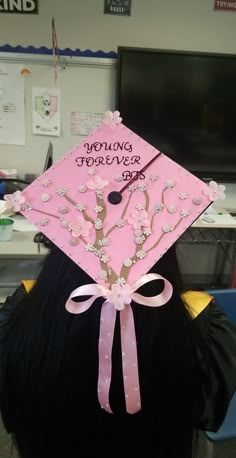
[0,0,236,54]
[0,0,236,209]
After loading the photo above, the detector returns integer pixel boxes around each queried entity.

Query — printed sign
[214,0,236,11]
[104,0,131,16]
[0,0,38,14]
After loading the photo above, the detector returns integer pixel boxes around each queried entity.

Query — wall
[0,0,236,208]
[0,0,236,54]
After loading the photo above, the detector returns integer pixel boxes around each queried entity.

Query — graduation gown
[0,284,236,458]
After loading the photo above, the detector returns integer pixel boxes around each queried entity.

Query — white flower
[40,218,48,226]
[41,179,52,187]
[78,185,87,193]
[178,192,187,200]
[21,202,32,211]
[76,203,85,212]
[94,249,103,257]
[143,228,152,236]
[84,243,94,252]
[95,219,103,230]
[180,209,190,218]
[116,219,124,228]
[94,205,103,213]
[87,167,96,176]
[153,203,164,213]
[96,190,103,199]
[128,184,137,192]
[101,254,109,264]
[134,229,143,237]
[56,187,67,196]
[98,238,110,247]
[135,235,145,245]
[115,277,126,285]
[136,250,146,259]
[60,219,69,228]
[136,203,145,211]
[138,182,147,191]
[149,174,158,182]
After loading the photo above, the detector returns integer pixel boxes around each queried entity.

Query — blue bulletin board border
[0,45,118,59]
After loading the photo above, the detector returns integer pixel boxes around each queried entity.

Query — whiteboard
[0,55,116,176]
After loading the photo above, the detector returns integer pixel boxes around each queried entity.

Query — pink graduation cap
[5,111,226,414]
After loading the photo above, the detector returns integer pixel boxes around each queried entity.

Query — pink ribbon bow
[65,273,173,414]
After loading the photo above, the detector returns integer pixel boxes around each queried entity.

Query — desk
[0,213,236,301]
[0,222,47,301]
[0,230,48,259]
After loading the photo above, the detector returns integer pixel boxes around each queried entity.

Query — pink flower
[128,209,150,230]
[108,283,132,311]
[4,191,26,212]
[103,110,122,129]
[87,175,109,190]
[68,216,92,238]
[204,181,226,201]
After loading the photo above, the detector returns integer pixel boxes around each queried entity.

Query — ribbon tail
[120,306,141,414]
[97,301,117,414]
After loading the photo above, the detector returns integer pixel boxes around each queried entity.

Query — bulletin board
[0,48,117,176]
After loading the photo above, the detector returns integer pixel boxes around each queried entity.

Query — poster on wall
[0,64,25,145]
[214,0,236,11]
[32,87,61,137]
[71,112,103,136]
[0,0,38,14]
[104,0,131,16]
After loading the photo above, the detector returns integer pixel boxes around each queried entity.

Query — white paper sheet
[32,87,60,136]
[71,112,103,136]
[0,64,25,145]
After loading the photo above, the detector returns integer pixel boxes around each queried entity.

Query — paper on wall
[0,64,25,145]
[32,87,60,136]
[71,111,103,136]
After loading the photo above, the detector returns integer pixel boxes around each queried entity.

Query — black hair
[0,245,201,458]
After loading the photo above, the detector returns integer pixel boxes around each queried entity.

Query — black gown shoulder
[183,291,236,431]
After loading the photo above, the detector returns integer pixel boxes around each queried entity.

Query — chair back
[206,289,236,324]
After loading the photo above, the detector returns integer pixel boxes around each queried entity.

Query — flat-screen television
[116,47,236,182]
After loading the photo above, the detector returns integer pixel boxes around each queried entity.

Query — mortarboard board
[4,111,226,414]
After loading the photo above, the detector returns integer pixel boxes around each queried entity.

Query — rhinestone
[59,206,69,214]
[192,197,202,205]
[162,224,172,233]
[115,175,123,182]
[78,185,87,193]
[167,205,177,214]
[98,270,108,280]
[123,258,133,267]
[69,238,79,246]
[41,193,50,202]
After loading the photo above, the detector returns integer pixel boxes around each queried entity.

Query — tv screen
[116,47,236,182]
